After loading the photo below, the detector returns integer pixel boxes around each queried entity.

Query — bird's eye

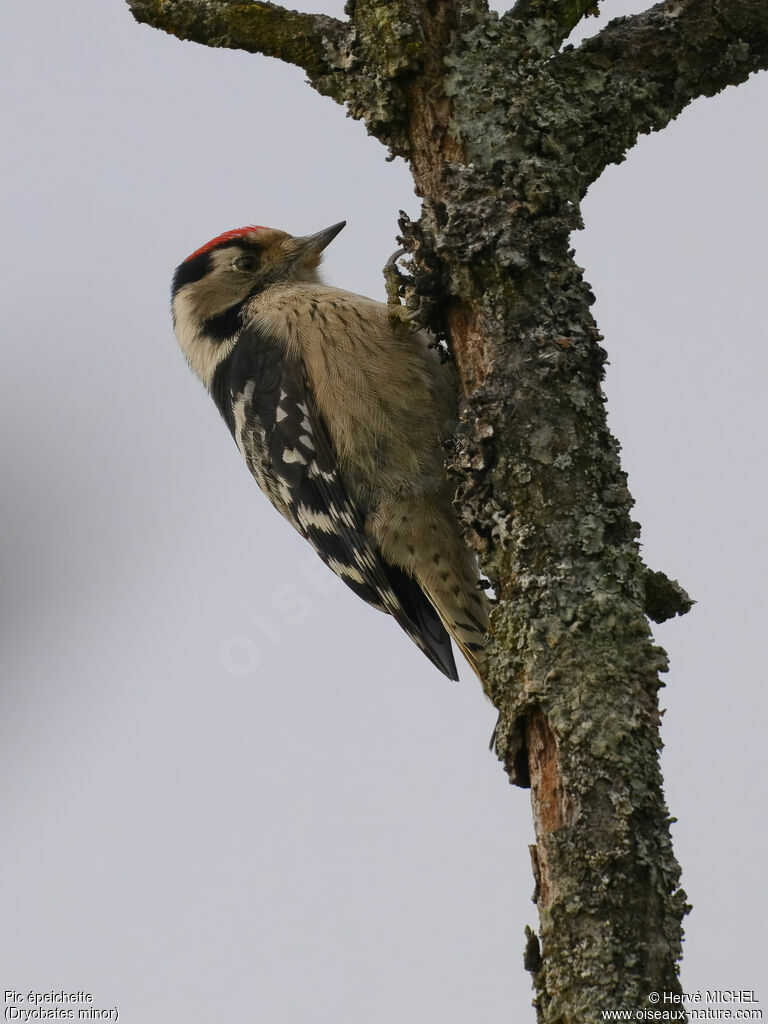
[233,255,255,272]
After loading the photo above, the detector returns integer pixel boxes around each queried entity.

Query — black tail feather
[381,562,458,680]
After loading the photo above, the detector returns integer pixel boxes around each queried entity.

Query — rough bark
[126,0,768,1019]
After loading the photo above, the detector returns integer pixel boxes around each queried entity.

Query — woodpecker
[171,221,489,679]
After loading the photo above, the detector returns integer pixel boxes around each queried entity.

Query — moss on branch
[643,570,694,624]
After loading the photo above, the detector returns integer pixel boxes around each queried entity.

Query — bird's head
[172,220,346,319]
[170,221,346,385]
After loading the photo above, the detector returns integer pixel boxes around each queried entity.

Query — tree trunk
[407,171,688,1017]
[125,0,768,1017]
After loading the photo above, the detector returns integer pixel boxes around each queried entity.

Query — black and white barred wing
[213,327,458,679]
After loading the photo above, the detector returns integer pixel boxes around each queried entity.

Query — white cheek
[173,291,237,389]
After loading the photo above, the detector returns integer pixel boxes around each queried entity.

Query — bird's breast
[248,283,456,504]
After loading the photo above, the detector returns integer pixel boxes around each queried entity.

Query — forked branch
[505,0,600,48]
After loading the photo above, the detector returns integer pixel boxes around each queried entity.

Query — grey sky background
[1,0,766,1020]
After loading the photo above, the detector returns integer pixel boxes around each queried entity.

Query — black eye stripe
[171,251,212,294]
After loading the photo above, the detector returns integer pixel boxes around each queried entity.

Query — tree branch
[555,0,768,187]
[126,0,349,94]
[125,0,430,155]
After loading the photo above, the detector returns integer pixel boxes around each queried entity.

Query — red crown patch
[184,225,269,263]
